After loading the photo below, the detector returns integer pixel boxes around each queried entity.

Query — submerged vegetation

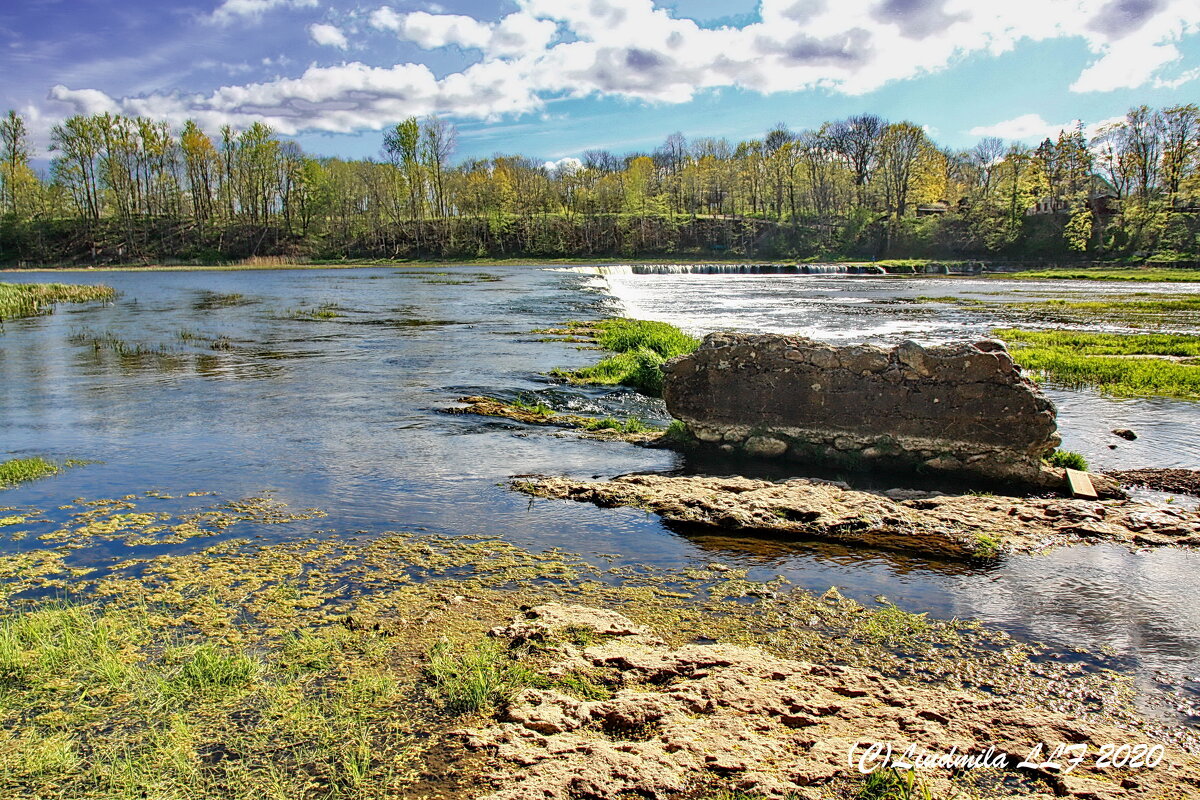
[997,328,1200,398]
[550,318,700,397]
[0,282,115,323]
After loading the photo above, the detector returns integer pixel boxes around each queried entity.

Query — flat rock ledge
[512,474,1200,559]
[459,603,1199,800]
[663,334,1062,489]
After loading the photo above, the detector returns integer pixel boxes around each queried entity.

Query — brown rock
[662,334,1062,487]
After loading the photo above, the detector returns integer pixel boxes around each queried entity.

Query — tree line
[0,104,1197,265]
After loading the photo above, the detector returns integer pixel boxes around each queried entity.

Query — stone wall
[662,333,1061,486]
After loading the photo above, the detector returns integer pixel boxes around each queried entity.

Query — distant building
[915,201,949,217]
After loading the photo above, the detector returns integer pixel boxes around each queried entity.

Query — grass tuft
[0,458,62,489]
[1046,450,1089,471]
[553,319,699,398]
[423,638,536,714]
[0,282,115,323]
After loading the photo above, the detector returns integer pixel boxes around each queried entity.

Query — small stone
[1112,428,1137,441]
[744,437,788,458]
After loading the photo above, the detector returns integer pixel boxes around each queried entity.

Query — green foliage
[1047,450,1089,471]
[998,328,1200,398]
[855,768,934,800]
[557,318,699,398]
[0,457,62,488]
[999,268,1200,282]
[423,638,535,714]
[995,329,1200,356]
[509,395,554,417]
[0,282,115,322]
[581,416,651,433]
[853,603,930,644]
[166,644,261,698]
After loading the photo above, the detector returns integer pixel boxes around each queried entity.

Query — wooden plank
[1066,468,1099,500]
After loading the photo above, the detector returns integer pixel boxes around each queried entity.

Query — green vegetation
[1005,295,1200,324]
[581,416,652,433]
[997,268,1200,282]
[553,318,700,397]
[996,328,1200,356]
[508,395,554,417]
[287,302,345,320]
[0,282,114,322]
[997,328,1200,398]
[972,533,1003,560]
[855,768,934,800]
[0,490,1150,799]
[853,602,930,645]
[423,638,536,714]
[0,457,60,488]
[5,105,1197,265]
[1046,450,1089,471]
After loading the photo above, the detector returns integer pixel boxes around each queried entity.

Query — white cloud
[968,113,1127,143]
[309,22,349,49]
[544,156,582,173]
[210,0,318,25]
[46,0,1200,136]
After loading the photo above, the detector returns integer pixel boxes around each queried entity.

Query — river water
[2,265,1199,722]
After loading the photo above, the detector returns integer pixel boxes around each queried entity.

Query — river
[2,264,1199,724]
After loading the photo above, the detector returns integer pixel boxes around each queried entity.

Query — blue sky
[3,0,1199,163]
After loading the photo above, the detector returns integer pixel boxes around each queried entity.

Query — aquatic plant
[998,329,1200,398]
[995,268,1200,282]
[0,282,115,323]
[0,457,83,489]
[508,395,555,417]
[581,416,652,433]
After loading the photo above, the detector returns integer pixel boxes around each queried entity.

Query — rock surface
[461,604,1200,800]
[1109,468,1200,497]
[663,334,1062,487]
[513,474,1200,559]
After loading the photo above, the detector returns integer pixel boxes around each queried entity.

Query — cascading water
[557,263,885,275]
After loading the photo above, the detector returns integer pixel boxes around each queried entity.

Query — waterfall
[556,263,886,276]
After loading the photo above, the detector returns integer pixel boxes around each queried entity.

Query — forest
[0,104,1197,265]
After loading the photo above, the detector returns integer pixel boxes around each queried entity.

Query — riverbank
[1,489,1191,799]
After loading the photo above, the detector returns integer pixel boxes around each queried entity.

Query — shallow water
[2,265,1199,723]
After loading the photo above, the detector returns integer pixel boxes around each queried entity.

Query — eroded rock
[663,334,1062,487]
[461,604,1200,800]
[513,474,1200,559]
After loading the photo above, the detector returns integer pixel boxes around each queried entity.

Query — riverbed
[2,265,1199,725]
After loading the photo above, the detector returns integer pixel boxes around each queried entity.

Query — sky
[2,0,1199,165]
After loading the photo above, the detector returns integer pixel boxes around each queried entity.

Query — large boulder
[662,333,1061,487]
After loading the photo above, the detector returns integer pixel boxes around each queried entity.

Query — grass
[553,318,700,397]
[508,395,554,417]
[996,328,1200,398]
[996,267,1200,282]
[1046,450,1089,471]
[855,768,934,800]
[423,638,535,714]
[0,458,70,489]
[0,282,115,322]
[581,416,652,433]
